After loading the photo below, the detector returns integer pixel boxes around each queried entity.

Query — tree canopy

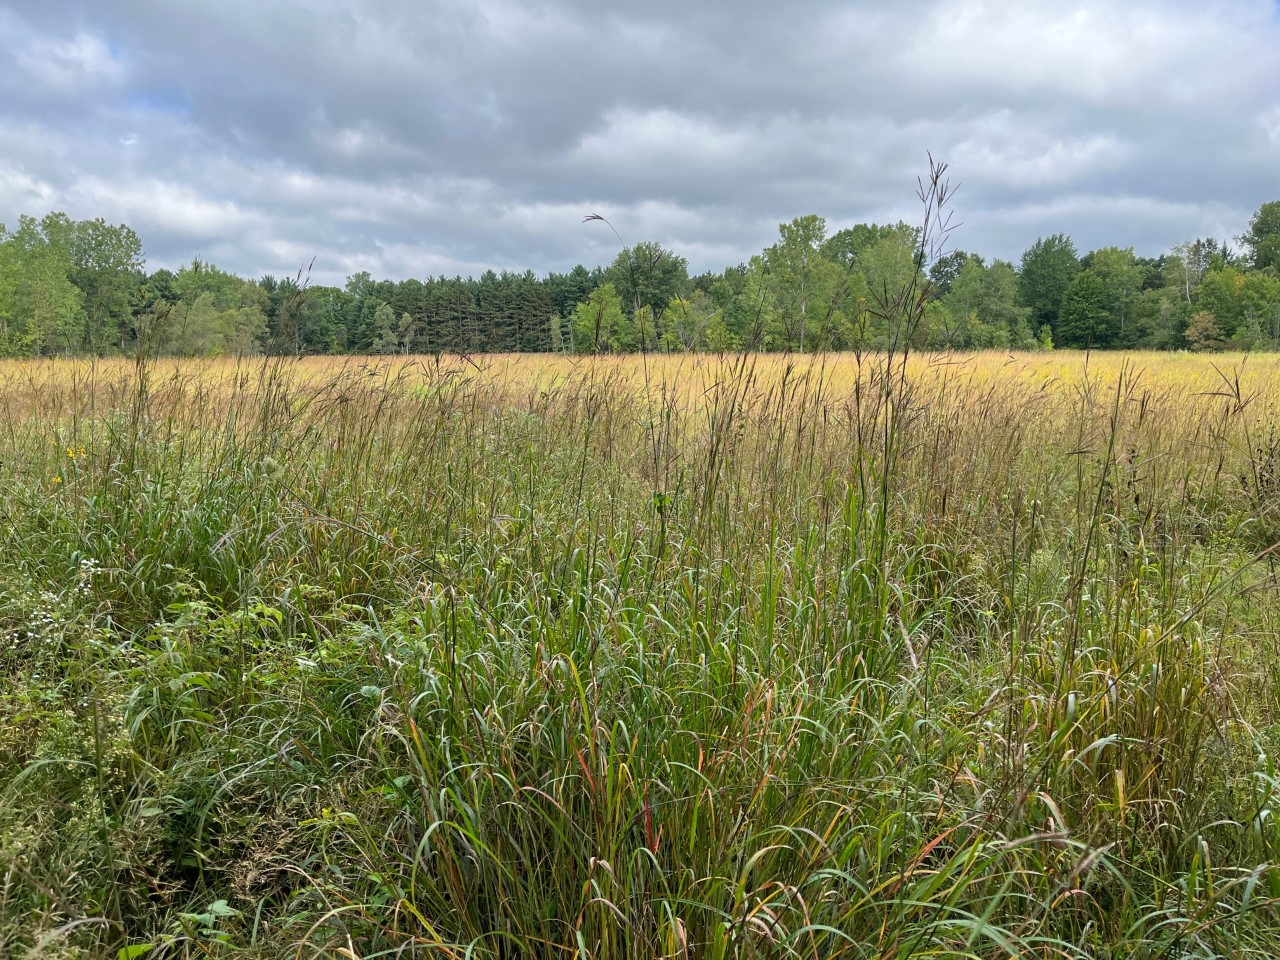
[1017,234,1080,337]
[1,201,1278,357]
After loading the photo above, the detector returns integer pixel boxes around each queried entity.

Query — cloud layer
[1,0,1277,285]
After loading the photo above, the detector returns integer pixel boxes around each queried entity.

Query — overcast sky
[1,0,1277,286]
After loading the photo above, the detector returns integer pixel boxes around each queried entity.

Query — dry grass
[3,350,1280,958]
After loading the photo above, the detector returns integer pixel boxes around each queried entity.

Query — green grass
[3,352,1280,959]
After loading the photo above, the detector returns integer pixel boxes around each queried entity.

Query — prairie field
[6,349,1280,958]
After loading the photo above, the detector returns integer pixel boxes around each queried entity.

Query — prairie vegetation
[4,349,1280,958]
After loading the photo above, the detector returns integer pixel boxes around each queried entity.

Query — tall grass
[2,348,1280,958]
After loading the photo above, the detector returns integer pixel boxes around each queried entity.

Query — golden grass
[3,349,1280,958]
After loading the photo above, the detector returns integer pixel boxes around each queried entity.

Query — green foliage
[1131,286,1190,349]
[858,225,929,348]
[820,220,917,270]
[1241,200,1280,272]
[68,218,144,353]
[3,354,1280,957]
[570,282,630,352]
[1164,239,1226,305]
[371,302,408,354]
[1083,246,1144,346]
[0,215,87,355]
[1194,267,1249,337]
[1193,266,1280,344]
[663,290,724,350]
[604,241,689,322]
[727,256,784,348]
[938,257,1035,348]
[162,260,271,357]
[764,215,844,350]
[2,202,1280,358]
[927,248,976,296]
[1057,269,1117,348]
[1018,233,1081,335]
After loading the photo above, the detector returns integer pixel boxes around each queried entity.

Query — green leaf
[206,899,240,918]
[118,945,154,960]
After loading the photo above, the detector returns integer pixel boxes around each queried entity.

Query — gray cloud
[1,0,1277,285]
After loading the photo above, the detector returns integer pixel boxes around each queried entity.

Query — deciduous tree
[1018,234,1080,335]
[1057,269,1116,348]
[1241,201,1280,273]
[570,283,629,353]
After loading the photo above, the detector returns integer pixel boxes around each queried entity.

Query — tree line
[1,202,1277,357]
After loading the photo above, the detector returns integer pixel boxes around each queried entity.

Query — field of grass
[4,350,1280,958]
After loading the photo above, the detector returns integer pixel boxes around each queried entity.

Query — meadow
[4,349,1280,958]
